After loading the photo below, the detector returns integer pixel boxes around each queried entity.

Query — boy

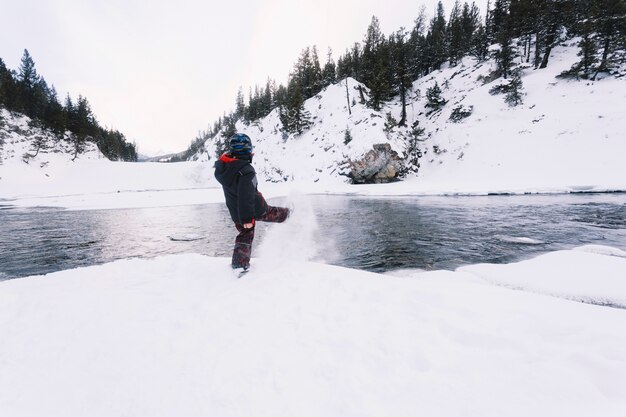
[214,133,290,272]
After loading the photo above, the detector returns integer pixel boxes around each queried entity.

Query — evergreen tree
[425,82,447,110]
[17,49,39,115]
[351,42,362,80]
[344,127,353,145]
[490,0,510,38]
[75,95,95,138]
[337,43,362,80]
[461,2,482,55]
[361,16,393,109]
[279,77,311,135]
[538,0,569,69]
[592,0,626,75]
[559,0,598,78]
[509,0,539,63]
[0,58,19,109]
[447,0,465,66]
[262,79,273,116]
[322,47,337,87]
[390,29,412,126]
[471,24,490,60]
[427,2,448,71]
[504,71,524,106]
[64,94,77,132]
[44,85,66,136]
[408,6,428,78]
[310,46,323,93]
[235,87,245,120]
[362,15,384,83]
[492,0,515,78]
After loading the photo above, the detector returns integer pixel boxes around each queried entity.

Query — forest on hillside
[0,50,137,161]
[175,0,625,161]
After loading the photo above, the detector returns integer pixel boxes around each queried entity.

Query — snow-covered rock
[346,143,405,183]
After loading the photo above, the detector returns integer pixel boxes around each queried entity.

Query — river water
[1,193,625,280]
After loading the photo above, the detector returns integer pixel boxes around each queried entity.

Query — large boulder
[346,143,405,184]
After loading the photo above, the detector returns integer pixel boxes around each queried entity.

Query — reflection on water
[0,193,625,279]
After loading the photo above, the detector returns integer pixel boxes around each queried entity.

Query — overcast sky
[1,0,463,155]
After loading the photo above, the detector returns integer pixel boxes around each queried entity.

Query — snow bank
[1,247,626,417]
[460,245,626,307]
[0,159,222,210]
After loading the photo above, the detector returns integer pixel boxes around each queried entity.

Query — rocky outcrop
[346,143,405,184]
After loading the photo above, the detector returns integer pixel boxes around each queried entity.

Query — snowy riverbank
[1,244,625,416]
[2,158,625,211]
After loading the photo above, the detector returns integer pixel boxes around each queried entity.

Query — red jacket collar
[219,153,239,163]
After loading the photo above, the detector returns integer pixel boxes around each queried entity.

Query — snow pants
[232,205,290,269]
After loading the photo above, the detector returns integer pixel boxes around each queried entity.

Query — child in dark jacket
[214,133,290,271]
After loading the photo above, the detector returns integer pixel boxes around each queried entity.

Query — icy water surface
[1,193,625,279]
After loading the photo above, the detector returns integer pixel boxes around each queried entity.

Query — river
[1,193,625,280]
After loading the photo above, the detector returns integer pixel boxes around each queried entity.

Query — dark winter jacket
[214,154,268,224]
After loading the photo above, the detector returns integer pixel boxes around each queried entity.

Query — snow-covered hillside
[0,108,214,207]
[193,42,626,193]
[0,108,104,165]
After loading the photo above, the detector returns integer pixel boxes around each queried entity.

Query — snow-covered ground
[1,242,625,417]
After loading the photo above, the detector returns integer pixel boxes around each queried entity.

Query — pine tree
[262,79,273,116]
[492,0,515,78]
[44,85,66,136]
[409,6,428,78]
[361,16,392,109]
[310,46,323,93]
[362,15,384,86]
[0,58,19,109]
[490,0,510,38]
[425,82,447,110]
[447,0,465,66]
[64,94,77,132]
[235,87,245,120]
[538,0,568,69]
[471,24,490,60]
[322,47,337,87]
[75,95,95,139]
[390,29,412,126]
[17,49,39,115]
[504,71,524,106]
[592,0,626,76]
[461,2,482,55]
[280,77,311,135]
[509,0,538,63]
[428,2,449,71]
[344,127,353,145]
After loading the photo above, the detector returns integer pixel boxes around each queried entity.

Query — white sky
[1,0,463,155]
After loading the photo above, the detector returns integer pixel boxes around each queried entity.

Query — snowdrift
[1,246,626,417]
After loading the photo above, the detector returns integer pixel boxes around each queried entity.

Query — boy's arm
[237,166,257,225]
